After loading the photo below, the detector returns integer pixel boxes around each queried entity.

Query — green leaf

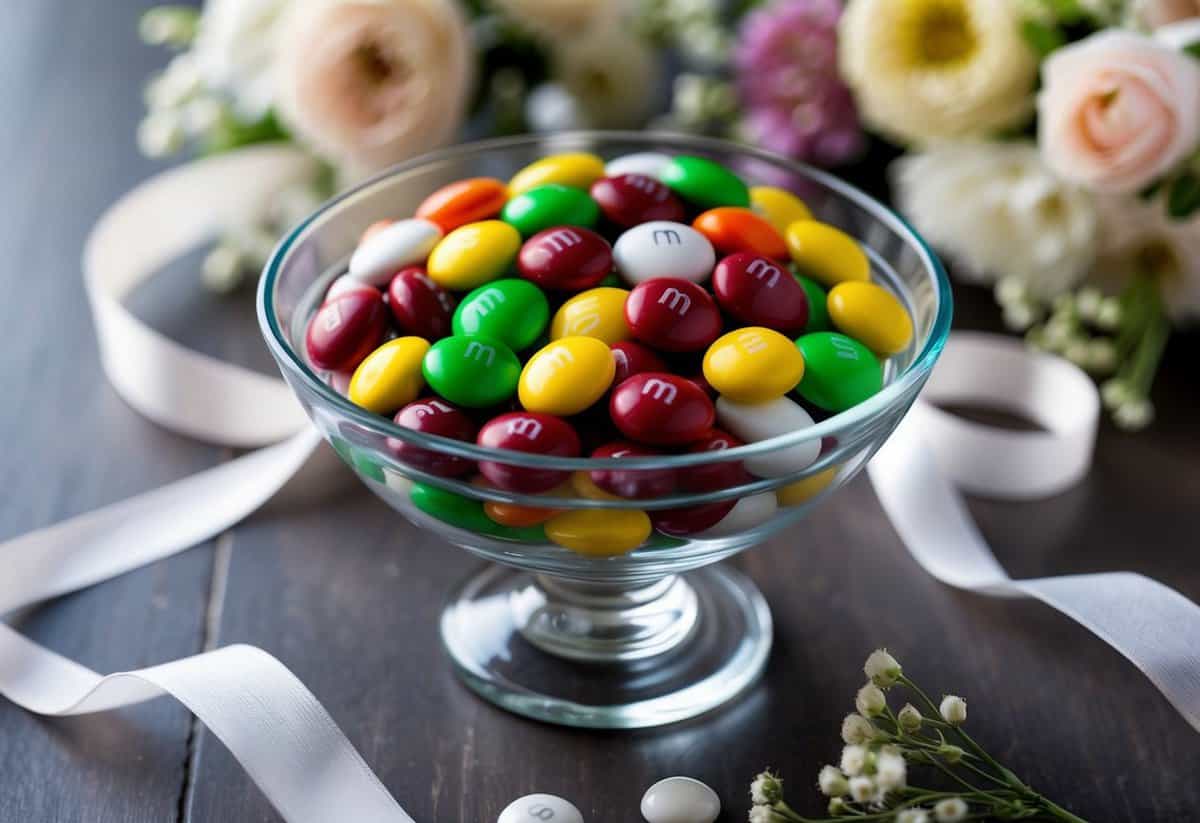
[1043,0,1085,23]
[1166,172,1200,220]
[1185,41,1200,60]
[1020,19,1066,57]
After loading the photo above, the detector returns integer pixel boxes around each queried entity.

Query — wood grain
[2,2,1199,821]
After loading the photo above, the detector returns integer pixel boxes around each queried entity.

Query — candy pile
[305,151,913,556]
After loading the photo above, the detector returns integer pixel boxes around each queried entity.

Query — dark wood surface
[2,2,1199,821]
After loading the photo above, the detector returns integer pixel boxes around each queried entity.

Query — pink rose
[1136,0,1200,29]
[1038,31,1200,193]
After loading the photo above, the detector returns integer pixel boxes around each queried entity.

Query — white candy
[498,794,584,823]
[347,218,442,287]
[606,151,672,179]
[697,492,778,538]
[324,273,371,302]
[640,776,720,823]
[716,396,820,478]
[613,221,715,285]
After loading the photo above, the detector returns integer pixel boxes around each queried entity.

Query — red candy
[387,397,477,477]
[609,373,715,445]
[388,266,458,340]
[305,286,388,371]
[517,226,613,291]
[692,207,788,259]
[679,429,752,493]
[712,252,810,334]
[477,412,581,493]
[624,278,722,353]
[589,174,686,228]
[610,341,668,385]
[651,501,737,536]
[589,441,676,499]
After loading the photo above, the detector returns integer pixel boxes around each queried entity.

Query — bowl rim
[258,131,953,471]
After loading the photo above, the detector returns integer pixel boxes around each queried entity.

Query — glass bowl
[258,132,952,728]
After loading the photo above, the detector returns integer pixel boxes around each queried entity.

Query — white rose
[489,0,626,41]
[275,0,472,176]
[550,23,660,129]
[192,0,292,119]
[839,0,1037,144]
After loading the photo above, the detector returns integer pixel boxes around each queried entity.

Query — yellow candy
[750,186,812,234]
[508,152,606,197]
[703,327,805,403]
[545,508,652,556]
[427,220,521,290]
[569,471,622,501]
[348,337,430,414]
[519,337,615,416]
[549,287,631,344]
[785,220,870,288]
[776,467,838,507]
[827,282,914,356]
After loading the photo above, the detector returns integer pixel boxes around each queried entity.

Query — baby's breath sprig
[748,649,1089,823]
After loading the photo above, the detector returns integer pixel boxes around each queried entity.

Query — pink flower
[734,0,863,166]
[1038,31,1200,193]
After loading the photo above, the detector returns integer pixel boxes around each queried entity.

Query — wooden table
[3,2,1198,820]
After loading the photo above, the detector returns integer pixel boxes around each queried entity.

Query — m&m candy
[308,147,916,556]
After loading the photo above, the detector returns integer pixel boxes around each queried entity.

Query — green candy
[452,278,549,352]
[501,184,600,237]
[794,332,883,412]
[599,272,621,288]
[410,483,544,541]
[659,155,750,209]
[422,334,521,408]
[329,435,386,483]
[795,274,832,332]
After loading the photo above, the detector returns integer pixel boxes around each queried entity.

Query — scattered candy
[827,281,913,356]
[312,149,915,554]
[702,327,805,403]
[427,220,522,291]
[348,336,430,414]
[422,334,521,408]
[625,278,721,353]
[785,220,870,287]
[640,776,720,823]
[502,184,600,238]
[590,174,685,228]
[517,226,613,291]
[716,395,819,478]
[550,287,631,344]
[416,177,507,232]
[712,253,809,334]
[347,218,443,287]
[453,278,549,352]
[508,152,606,196]
[477,412,580,493]
[613,221,716,285]
[794,332,882,412]
[519,336,616,416]
[660,155,750,209]
[749,185,812,234]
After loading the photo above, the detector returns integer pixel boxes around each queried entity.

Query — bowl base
[439,563,772,729]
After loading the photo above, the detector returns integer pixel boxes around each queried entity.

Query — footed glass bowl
[258,132,952,728]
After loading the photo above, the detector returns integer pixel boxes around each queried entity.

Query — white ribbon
[1,146,1199,823]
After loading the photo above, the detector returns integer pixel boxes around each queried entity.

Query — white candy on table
[697,492,778,538]
[640,776,720,823]
[347,218,442,287]
[605,151,673,179]
[716,395,820,478]
[498,793,584,823]
[613,221,716,285]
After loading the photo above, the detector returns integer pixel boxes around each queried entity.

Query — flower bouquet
[137,0,1198,429]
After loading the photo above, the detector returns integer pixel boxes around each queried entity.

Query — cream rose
[275,0,472,177]
[1038,31,1200,193]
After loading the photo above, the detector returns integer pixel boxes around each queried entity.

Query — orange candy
[692,207,788,260]
[483,500,560,527]
[360,220,395,243]
[416,177,508,232]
